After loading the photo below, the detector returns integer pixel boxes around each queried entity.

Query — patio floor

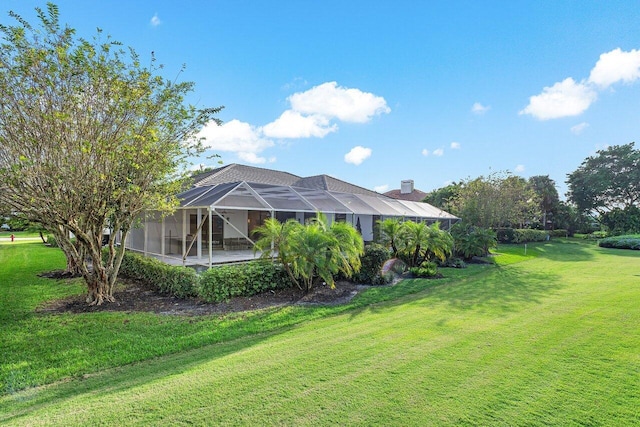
[144,249,269,268]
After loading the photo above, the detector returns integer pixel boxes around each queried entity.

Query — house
[125,164,459,267]
[384,180,429,202]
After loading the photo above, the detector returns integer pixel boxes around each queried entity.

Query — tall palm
[252,217,302,288]
[377,217,403,257]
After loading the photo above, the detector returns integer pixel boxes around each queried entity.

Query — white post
[161,216,165,260]
[208,207,213,268]
[143,212,148,256]
[197,208,202,260]
[182,209,187,266]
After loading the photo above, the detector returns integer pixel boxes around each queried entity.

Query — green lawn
[1,239,639,425]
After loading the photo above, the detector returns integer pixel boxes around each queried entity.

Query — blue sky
[3,1,640,197]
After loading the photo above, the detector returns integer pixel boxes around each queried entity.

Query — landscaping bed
[37,275,368,316]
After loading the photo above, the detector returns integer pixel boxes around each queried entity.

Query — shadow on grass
[349,261,563,320]
[513,239,596,263]
[0,318,293,423]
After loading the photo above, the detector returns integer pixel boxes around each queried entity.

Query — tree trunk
[52,227,84,276]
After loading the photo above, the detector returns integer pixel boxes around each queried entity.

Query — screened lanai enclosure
[125,164,459,268]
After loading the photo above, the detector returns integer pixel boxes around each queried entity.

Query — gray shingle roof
[383,188,429,202]
[292,175,378,196]
[194,164,301,187]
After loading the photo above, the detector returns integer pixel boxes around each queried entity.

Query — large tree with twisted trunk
[0,4,222,305]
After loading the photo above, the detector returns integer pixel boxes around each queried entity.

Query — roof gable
[194,164,301,187]
[293,174,379,196]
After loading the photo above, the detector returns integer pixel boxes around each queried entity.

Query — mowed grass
[1,240,639,425]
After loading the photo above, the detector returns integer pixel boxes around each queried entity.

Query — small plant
[409,261,439,278]
[352,244,393,285]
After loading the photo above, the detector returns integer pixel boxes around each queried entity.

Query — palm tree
[253,214,364,292]
[401,221,453,267]
[377,217,403,257]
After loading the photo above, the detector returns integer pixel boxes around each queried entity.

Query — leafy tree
[449,172,540,229]
[600,206,640,235]
[567,142,640,215]
[253,214,364,292]
[423,182,461,212]
[528,175,559,229]
[553,201,596,236]
[0,4,222,305]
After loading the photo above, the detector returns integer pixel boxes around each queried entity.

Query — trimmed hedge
[352,244,393,285]
[117,251,199,298]
[197,261,294,303]
[496,228,549,243]
[598,235,640,250]
[550,229,569,238]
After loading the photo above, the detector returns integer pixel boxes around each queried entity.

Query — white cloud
[433,148,444,156]
[421,149,429,156]
[471,102,490,114]
[289,81,390,123]
[588,48,640,89]
[520,78,597,120]
[570,122,590,135]
[344,146,372,165]
[450,141,461,149]
[514,164,525,173]
[196,119,274,164]
[150,13,161,27]
[262,110,337,138]
[374,184,389,193]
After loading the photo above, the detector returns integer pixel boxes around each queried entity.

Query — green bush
[550,229,569,237]
[598,235,640,250]
[496,228,549,243]
[45,234,58,247]
[117,251,199,298]
[512,229,549,243]
[409,261,439,278]
[495,228,515,243]
[451,224,497,260]
[197,261,293,303]
[352,244,393,285]
[440,257,467,268]
[590,231,608,239]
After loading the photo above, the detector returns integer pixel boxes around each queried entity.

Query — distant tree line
[424,142,640,236]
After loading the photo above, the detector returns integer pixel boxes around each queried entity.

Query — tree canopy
[445,173,540,229]
[0,3,222,304]
[567,142,640,215]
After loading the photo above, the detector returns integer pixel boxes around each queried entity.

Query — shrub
[352,244,393,285]
[496,228,549,243]
[45,234,58,247]
[512,229,549,243]
[409,261,439,278]
[117,250,199,298]
[598,235,640,250]
[197,261,293,303]
[451,223,497,260]
[550,229,569,238]
[440,257,467,268]
[590,231,608,239]
[495,228,515,243]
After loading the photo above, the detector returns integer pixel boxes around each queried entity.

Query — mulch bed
[36,272,370,316]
